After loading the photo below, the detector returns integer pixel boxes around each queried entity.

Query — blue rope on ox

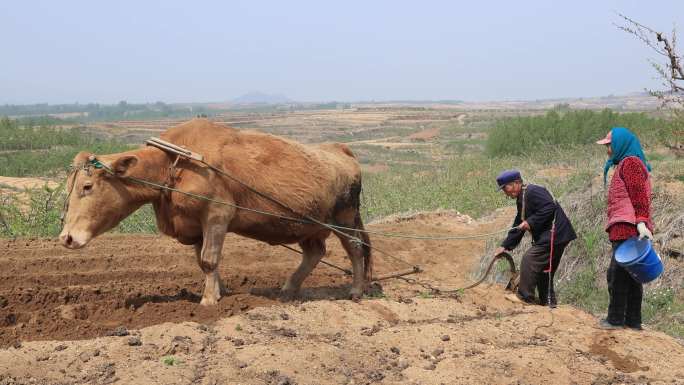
[89,158,105,169]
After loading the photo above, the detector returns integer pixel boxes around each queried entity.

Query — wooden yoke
[146,137,204,162]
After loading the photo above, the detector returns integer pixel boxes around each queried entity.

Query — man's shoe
[505,293,531,305]
[625,324,643,331]
[598,319,623,330]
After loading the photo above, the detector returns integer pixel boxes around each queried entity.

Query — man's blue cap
[496,169,522,190]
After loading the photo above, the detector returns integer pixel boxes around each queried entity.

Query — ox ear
[110,155,138,177]
[72,151,93,168]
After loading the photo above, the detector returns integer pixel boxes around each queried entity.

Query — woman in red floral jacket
[596,127,653,330]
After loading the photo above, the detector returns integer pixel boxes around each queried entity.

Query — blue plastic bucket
[615,237,663,283]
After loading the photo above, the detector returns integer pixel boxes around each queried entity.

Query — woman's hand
[637,222,653,240]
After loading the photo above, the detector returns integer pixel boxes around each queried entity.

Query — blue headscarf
[603,127,651,185]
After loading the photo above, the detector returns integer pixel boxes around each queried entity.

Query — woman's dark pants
[606,240,643,328]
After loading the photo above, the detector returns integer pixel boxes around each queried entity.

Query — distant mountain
[231,92,292,105]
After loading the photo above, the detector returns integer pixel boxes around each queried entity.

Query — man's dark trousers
[518,242,569,305]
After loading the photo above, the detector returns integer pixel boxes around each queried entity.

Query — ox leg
[337,235,365,301]
[335,212,372,301]
[281,237,326,301]
[196,220,229,306]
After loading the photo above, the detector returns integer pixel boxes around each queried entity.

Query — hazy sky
[2,1,684,104]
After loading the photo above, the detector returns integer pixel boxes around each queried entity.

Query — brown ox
[59,118,372,305]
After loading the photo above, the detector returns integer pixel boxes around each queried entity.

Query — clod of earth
[397,358,410,370]
[36,354,50,362]
[79,351,92,363]
[106,326,129,337]
[166,336,193,355]
[276,328,297,338]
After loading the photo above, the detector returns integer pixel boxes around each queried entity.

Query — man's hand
[637,222,653,241]
[494,246,509,256]
[517,220,530,231]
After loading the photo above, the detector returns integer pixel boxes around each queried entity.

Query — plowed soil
[1,209,684,384]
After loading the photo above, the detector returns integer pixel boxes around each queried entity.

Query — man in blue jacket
[494,170,577,306]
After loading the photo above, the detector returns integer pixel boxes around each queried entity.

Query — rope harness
[60,139,519,294]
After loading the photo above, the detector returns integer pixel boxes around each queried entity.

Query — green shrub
[0,185,157,238]
[0,141,134,177]
[0,117,134,177]
[486,109,667,157]
[0,185,64,238]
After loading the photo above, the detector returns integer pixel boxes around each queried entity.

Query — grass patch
[559,264,609,315]
[161,356,182,366]
[361,146,601,221]
[351,143,431,165]
[643,288,677,321]
[363,291,387,299]
[486,109,668,157]
[444,138,486,154]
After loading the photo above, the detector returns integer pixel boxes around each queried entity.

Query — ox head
[59,151,142,249]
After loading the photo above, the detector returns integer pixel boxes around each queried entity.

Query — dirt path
[1,210,683,384]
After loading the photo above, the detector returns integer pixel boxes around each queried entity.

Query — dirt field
[0,176,57,192]
[1,210,684,384]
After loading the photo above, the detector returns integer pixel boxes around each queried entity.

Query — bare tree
[616,13,684,153]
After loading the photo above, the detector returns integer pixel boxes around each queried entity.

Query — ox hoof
[200,296,220,306]
[350,289,363,302]
[279,290,298,302]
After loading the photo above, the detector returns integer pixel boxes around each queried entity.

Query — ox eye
[82,182,93,195]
